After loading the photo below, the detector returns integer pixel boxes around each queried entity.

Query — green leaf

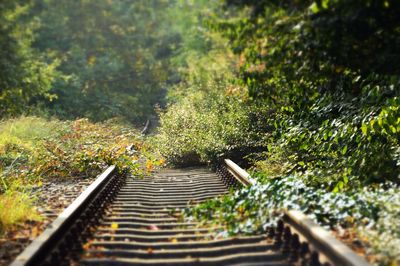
[309,3,319,13]
[300,143,309,150]
[323,131,328,140]
[361,123,368,135]
[341,145,348,155]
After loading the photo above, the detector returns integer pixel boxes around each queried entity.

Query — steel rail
[11,165,119,266]
[11,159,370,266]
[222,159,370,266]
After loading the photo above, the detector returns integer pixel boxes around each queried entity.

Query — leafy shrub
[185,174,400,265]
[157,89,268,166]
[261,90,400,189]
[155,43,271,166]
[205,0,400,188]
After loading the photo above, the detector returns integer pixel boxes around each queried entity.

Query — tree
[30,0,182,122]
[0,1,56,117]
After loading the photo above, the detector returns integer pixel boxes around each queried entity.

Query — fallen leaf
[83,243,91,251]
[111,223,119,229]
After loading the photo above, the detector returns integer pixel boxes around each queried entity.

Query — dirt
[0,176,96,266]
[332,226,376,264]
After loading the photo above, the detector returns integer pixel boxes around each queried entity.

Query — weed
[0,191,41,235]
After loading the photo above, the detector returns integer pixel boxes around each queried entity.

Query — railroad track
[12,161,369,266]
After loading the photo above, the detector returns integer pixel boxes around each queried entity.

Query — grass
[0,192,41,234]
[0,117,62,234]
[0,117,67,191]
[0,116,67,148]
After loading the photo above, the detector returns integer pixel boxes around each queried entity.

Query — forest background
[0,0,399,265]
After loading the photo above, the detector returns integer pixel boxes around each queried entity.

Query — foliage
[1,0,399,263]
[186,175,375,234]
[155,38,271,166]
[0,116,163,233]
[165,0,217,69]
[203,0,400,187]
[263,90,400,189]
[185,175,400,265]
[157,0,400,186]
[159,1,400,264]
[0,116,161,192]
[359,187,400,265]
[0,0,220,122]
[0,2,57,117]
[31,0,176,121]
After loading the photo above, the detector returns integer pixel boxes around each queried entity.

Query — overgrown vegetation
[185,176,400,265]
[0,0,399,264]
[155,0,400,265]
[160,0,400,187]
[156,39,270,166]
[0,116,162,234]
[0,0,205,235]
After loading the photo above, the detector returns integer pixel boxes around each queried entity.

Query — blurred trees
[0,0,213,122]
[0,1,56,117]
[31,0,179,122]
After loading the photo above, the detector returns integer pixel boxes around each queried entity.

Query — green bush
[204,0,400,188]
[261,90,400,189]
[158,89,258,165]
[155,41,271,166]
